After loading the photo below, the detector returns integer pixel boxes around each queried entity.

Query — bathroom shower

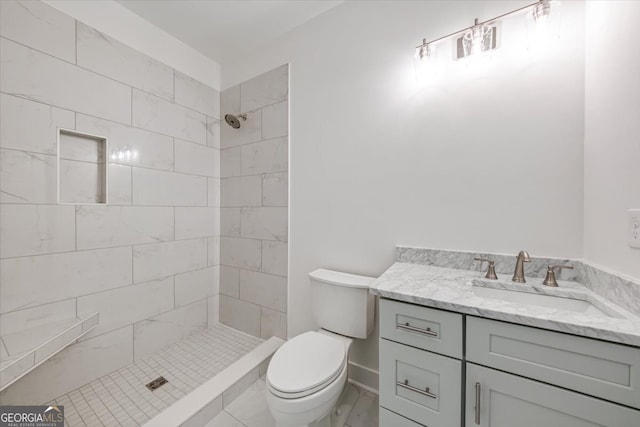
[224,113,247,129]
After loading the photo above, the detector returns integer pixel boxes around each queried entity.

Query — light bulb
[526,0,562,53]
[413,40,440,84]
[463,22,493,58]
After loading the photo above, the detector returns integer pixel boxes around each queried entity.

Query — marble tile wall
[219,65,288,340]
[0,1,220,403]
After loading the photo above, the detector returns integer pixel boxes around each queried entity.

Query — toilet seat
[267,331,346,399]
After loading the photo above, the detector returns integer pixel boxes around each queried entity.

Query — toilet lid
[267,331,346,397]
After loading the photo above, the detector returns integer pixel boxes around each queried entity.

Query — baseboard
[348,361,379,395]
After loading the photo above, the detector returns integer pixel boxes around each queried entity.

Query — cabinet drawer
[380,299,463,359]
[466,363,640,427]
[467,316,640,409]
[379,407,425,427]
[380,338,461,426]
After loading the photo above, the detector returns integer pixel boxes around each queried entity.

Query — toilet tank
[309,269,376,339]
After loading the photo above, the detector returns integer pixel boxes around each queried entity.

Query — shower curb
[143,336,284,427]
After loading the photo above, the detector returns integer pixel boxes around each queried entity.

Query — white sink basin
[471,285,617,318]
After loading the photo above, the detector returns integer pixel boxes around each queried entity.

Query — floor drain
[146,376,168,391]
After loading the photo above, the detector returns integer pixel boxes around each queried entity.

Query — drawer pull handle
[397,322,438,337]
[396,379,437,399]
[475,382,481,425]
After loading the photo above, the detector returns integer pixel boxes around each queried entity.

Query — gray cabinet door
[467,316,640,409]
[465,363,640,427]
[380,338,461,426]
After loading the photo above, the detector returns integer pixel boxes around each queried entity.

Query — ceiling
[117,0,343,65]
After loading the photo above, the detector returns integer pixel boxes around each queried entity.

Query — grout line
[107,371,150,422]
[74,20,78,65]
[15,88,214,145]
[260,104,264,141]
[1,145,224,180]
[0,274,272,321]
[0,35,219,118]
[74,387,98,426]
[130,87,133,126]
[0,199,212,208]
[129,164,133,205]
[206,291,209,326]
[0,235,228,262]
[0,89,240,153]
[0,233,282,264]
[172,137,176,172]
[96,376,136,424]
[60,393,84,427]
[88,381,125,427]
[206,175,209,206]
[59,157,103,166]
[74,205,78,251]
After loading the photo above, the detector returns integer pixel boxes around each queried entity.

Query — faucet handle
[542,264,574,287]
[474,257,498,280]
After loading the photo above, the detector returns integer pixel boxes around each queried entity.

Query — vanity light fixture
[414,0,561,81]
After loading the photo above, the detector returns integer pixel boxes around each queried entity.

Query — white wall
[584,1,640,281]
[223,0,585,371]
[43,0,221,90]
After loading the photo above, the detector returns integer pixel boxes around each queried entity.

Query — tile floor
[205,379,379,427]
[48,325,263,427]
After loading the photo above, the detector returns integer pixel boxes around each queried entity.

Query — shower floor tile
[49,324,263,427]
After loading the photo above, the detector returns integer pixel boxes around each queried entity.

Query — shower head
[224,113,247,129]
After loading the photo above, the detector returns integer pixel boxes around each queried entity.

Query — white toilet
[266,269,375,427]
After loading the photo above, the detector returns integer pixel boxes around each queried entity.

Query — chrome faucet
[512,250,531,283]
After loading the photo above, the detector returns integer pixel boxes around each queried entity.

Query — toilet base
[329,383,360,427]
[279,383,360,427]
[306,415,330,427]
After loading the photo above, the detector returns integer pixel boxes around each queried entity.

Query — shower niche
[57,128,108,204]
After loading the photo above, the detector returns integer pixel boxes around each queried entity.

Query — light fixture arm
[415,0,548,49]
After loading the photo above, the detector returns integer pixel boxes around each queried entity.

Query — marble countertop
[371,262,640,347]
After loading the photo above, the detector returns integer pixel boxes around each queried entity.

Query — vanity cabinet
[379,298,640,427]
